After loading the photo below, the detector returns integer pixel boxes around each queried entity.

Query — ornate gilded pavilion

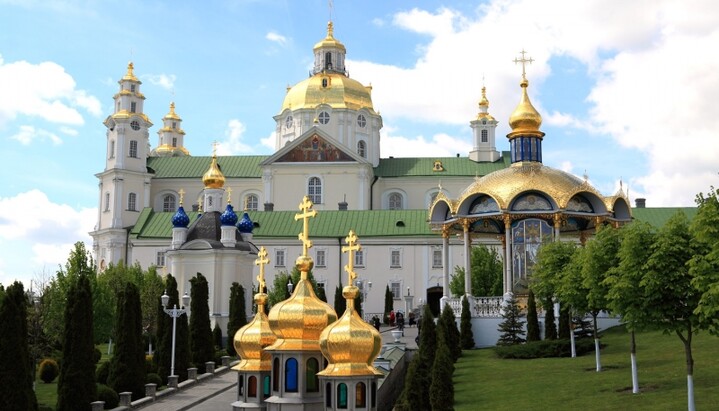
[428,52,632,297]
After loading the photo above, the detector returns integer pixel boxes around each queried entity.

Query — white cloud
[260,131,276,151]
[0,55,101,127]
[218,119,252,155]
[266,31,287,46]
[381,125,472,158]
[59,126,78,136]
[144,73,177,91]
[10,125,62,145]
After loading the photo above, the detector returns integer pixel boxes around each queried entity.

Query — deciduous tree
[449,245,503,297]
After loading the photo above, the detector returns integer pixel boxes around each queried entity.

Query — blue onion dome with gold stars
[172,205,190,228]
[237,211,253,234]
[220,204,238,226]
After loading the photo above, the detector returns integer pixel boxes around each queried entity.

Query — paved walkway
[139,324,418,410]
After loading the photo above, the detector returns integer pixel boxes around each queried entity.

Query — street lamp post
[355,279,372,317]
[161,291,191,377]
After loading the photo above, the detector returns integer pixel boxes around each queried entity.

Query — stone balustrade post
[91,401,105,411]
[205,361,215,374]
[168,375,179,388]
[119,391,132,406]
[221,355,231,367]
[145,383,157,400]
[188,367,198,380]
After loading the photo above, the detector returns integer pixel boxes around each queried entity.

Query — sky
[0,0,717,288]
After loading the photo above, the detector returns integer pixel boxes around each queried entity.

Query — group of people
[370,310,417,333]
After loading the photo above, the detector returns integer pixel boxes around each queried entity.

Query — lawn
[454,326,719,410]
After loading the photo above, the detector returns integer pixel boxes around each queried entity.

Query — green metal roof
[632,207,697,228]
[147,155,268,179]
[374,152,511,177]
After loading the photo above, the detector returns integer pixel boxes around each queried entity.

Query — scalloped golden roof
[507,78,543,138]
[313,21,346,52]
[318,285,382,377]
[202,153,225,188]
[280,72,375,112]
[457,162,603,210]
[266,255,338,351]
[111,110,152,125]
[232,292,276,372]
[153,144,190,156]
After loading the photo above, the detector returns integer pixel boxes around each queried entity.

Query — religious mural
[276,135,355,162]
[511,218,553,293]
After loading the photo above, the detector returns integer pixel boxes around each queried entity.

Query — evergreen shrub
[145,355,154,373]
[39,358,59,383]
[146,373,162,387]
[96,361,110,384]
[494,338,599,359]
[94,347,102,364]
[96,384,119,409]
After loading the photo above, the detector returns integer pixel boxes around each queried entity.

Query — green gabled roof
[373,152,511,177]
[130,208,433,240]
[632,207,697,228]
[146,155,268,179]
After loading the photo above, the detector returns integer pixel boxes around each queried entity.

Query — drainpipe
[369,176,379,210]
[124,225,134,265]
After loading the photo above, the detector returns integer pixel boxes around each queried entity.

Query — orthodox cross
[342,230,361,284]
[212,140,219,156]
[226,187,232,204]
[294,196,318,257]
[254,246,269,292]
[178,188,185,205]
[513,49,534,80]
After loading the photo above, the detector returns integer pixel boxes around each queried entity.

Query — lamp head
[161,291,169,308]
[181,292,190,308]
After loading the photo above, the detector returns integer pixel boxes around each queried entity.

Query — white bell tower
[469,87,500,162]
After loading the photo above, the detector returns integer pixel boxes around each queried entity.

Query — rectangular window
[316,249,326,268]
[390,281,401,300]
[130,84,136,93]
[432,249,443,268]
[109,141,115,159]
[172,137,177,147]
[129,140,138,158]
[104,192,110,211]
[275,249,286,267]
[390,249,401,268]
[481,129,488,143]
[317,281,326,291]
[156,251,165,267]
[127,193,137,211]
[354,250,364,267]
[130,101,137,113]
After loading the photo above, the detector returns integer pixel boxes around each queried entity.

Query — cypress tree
[316,285,327,303]
[439,303,461,361]
[429,333,454,411]
[394,354,423,411]
[333,284,346,315]
[558,304,571,340]
[496,294,526,346]
[108,282,145,400]
[526,289,541,342]
[213,323,223,349]
[543,297,557,340]
[189,273,215,373]
[0,282,38,411]
[460,295,475,349]
[383,285,393,324]
[57,274,96,411]
[226,282,247,356]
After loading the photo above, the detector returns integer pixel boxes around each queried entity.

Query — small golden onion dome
[507,78,544,138]
[313,21,346,52]
[164,102,181,121]
[232,292,276,372]
[202,154,225,188]
[479,86,489,108]
[122,61,140,82]
[476,86,495,121]
[280,72,375,113]
[266,256,338,352]
[318,285,382,377]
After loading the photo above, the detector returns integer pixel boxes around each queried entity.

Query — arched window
[245,194,259,211]
[325,382,332,407]
[337,383,348,409]
[238,375,244,396]
[129,140,138,158]
[263,376,271,398]
[356,382,367,408]
[306,358,319,392]
[285,358,298,392]
[357,140,366,158]
[162,194,176,212]
[389,192,403,210]
[511,218,553,294]
[248,376,257,397]
[128,193,137,211]
[325,52,332,70]
[272,358,280,391]
[481,129,488,143]
[308,177,322,204]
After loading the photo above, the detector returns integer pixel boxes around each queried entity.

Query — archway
[426,286,443,317]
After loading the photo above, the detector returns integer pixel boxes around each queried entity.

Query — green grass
[454,326,719,410]
[34,379,57,410]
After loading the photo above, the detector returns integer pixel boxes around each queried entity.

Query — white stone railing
[446,296,504,318]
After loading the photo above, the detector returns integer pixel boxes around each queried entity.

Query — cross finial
[328,0,334,24]
[513,49,534,80]
[294,196,318,257]
[212,141,218,157]
[178,188,185,205]
[255,246,269,291]
[342,230,361,284]
[226,187,232,204]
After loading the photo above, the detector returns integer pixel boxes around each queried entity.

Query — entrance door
[426,286,443,317]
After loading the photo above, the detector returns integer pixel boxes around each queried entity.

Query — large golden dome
[507,78,544,138]
[458,162,602,210]
[202,153,225,189]
[266,255,338,352]
[280,73,375,112]
[232,292,276,371]
[318,285,382,377]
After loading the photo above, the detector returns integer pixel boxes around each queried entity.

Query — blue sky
[1,0,717,287]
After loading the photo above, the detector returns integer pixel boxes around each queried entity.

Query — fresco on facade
[511,218,553,293]
[276,135,355,162]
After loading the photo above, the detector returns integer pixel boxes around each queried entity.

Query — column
[442,227,450,299]
[553,214,562,241]
[462,219,471,296]
[503,214,512,294]
[498,235,507,294]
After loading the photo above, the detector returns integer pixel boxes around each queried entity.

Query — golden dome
[476,86,495,121]
[313,21,346,52]
[122,61,140,82]
[280,72,375,112]
[266,256,338,352]
[479,86,489,107]
[164,102,181,120]
[318,285,382,377]
[457,162,603,210]
[202,153,225,188]
[507,78,544,138]
[233,292,276,371]
[153,144,190,156]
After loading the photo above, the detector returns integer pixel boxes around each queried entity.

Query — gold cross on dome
[294,196,318,257]
[254,246,269,291]
[226,187,232,204]
[342,230,361,284]
[212,141,218,157]
[178,188,185,205]
[513,49,534,80]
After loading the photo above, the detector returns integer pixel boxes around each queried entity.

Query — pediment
[260,127,368,166]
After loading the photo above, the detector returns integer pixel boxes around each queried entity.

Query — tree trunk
[593,313,601,372]
[630,330,639,394]
[569,315,576,358]
[676,327,695,411]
